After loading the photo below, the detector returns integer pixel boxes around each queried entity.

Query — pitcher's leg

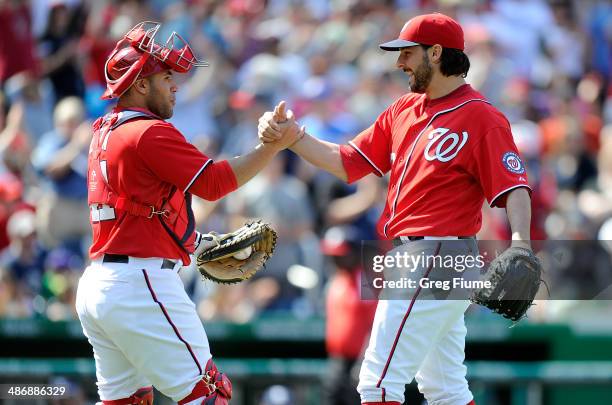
[357,299,468,403]
[415,312,473,405]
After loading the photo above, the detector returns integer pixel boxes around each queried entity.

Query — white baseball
[233,246,252,260]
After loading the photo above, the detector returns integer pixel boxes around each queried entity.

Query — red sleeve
[468,126,532,208]
[137,123,237,200]
[187,160,238,201]
[339,106,394,184]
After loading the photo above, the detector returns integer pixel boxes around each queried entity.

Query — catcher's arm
[228,142,282,187]
[258,101,348,182]
[229,103,303,187]
[194,231,253,260]
[194,231,219,256]
[505,187,532,250]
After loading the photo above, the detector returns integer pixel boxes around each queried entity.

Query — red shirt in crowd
[0,3,39,83]
[326,269,377,359]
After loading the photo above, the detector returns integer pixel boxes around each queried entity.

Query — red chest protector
[88,110,196,254]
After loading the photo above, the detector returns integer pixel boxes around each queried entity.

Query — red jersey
[340,84,531,238]
[0,3,39,82]
[88,108,237,265]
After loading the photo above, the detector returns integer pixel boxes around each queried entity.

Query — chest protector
[88,110,196,253]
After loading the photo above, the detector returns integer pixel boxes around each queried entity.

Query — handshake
[257,101,306,150]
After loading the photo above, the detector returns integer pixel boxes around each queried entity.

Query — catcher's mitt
[196,220,277,284]
[470,247,542,322]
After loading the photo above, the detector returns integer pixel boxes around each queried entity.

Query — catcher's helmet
[102,21,208,99]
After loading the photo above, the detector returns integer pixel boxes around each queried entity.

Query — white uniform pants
[358,299,472,404]
[358,239,476,405]
[76,258,211,402]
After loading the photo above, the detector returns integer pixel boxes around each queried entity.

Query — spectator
[41,247,82,320]
[38,1,86,101]
[221,89,274,158]
[0,265,32,318]
[0,173,33,251]
[322,225,376,405]
[2,72,54,143]
[31,96,90,251]
[0,0,40,85]
[1,209,46,300]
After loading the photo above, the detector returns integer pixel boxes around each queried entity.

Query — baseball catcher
[77,18,302,405]
[195,220,277,284]
[471,247,543,321]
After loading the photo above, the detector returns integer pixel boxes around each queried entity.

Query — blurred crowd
[0,0,611,324]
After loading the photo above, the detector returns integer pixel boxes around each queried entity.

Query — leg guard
[178,359,232,405]
[102,386,154,405]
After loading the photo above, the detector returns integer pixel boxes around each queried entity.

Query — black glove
[471,247,542,322]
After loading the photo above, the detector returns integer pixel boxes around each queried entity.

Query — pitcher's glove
[195,220,277,284]
[470,247,542,322]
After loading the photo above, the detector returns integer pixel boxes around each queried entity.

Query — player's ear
[430,44,443,64]
[132,77,149,96]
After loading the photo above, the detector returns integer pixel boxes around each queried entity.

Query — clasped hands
[257,101,305,150]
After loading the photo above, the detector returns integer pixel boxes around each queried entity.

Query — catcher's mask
[102,21,208,100]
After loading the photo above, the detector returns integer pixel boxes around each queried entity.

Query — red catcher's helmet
[102,21,208,99]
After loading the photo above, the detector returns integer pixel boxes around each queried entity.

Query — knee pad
[178,359,232,405]
[102,386,153,404]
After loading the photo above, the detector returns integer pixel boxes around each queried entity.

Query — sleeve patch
[502,152,525,174]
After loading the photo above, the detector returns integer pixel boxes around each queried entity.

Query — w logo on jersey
[424,127,468,162]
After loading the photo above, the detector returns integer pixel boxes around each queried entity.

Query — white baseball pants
[76,257,212,402]
[358,299,472,404]
[358,239,476,405]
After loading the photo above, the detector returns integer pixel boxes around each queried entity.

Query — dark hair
[421,45,470,78]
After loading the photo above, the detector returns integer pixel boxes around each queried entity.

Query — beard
[407,53,434,93]
[146,86,174,119]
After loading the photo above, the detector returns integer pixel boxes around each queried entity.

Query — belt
[102,254,177,270]
[393,236,475,246]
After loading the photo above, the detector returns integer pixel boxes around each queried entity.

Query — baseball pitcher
[259,13,540,405]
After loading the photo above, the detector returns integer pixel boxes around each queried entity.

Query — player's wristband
[194,231,204,250]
